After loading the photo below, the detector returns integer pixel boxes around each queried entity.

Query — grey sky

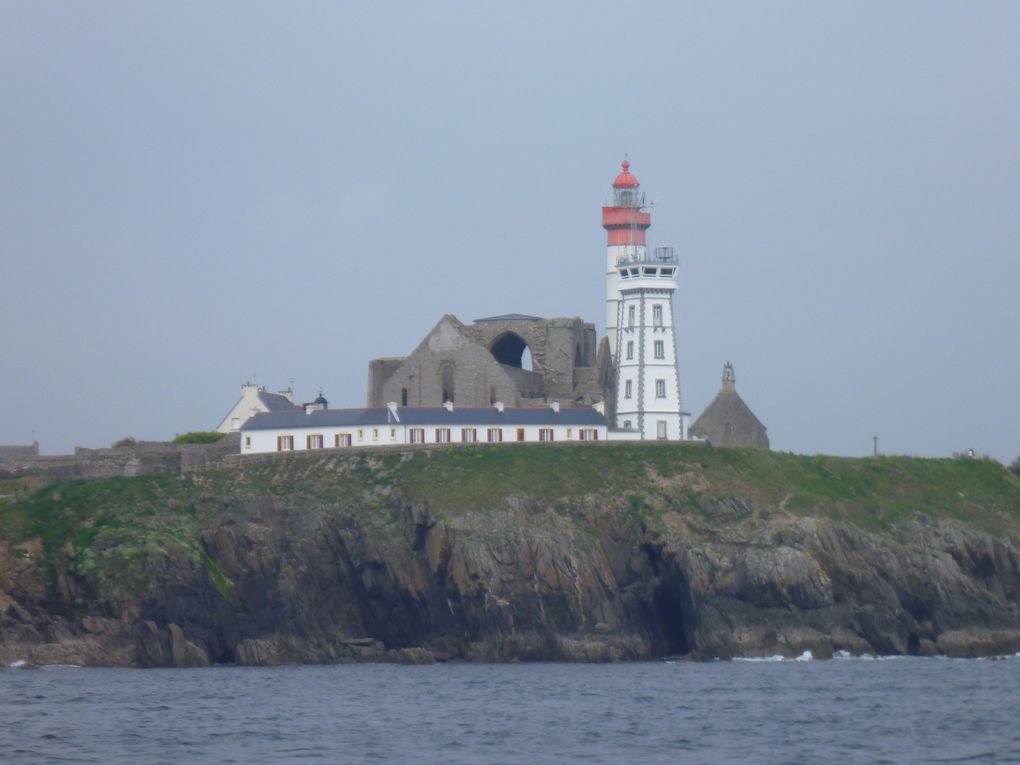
[2,2,1018,462]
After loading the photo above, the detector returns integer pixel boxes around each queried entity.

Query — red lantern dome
[612,159,639,189]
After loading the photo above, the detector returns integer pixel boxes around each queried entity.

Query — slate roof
[690,389,769,449]
[258,391,300,412]
[241,406,607,431]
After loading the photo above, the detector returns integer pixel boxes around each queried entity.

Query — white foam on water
[795,650,813,661]
[834,650,852,660]
[8,659,27,668]
[734,654,786,662]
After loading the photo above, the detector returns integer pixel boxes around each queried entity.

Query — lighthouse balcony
[615,245,677,267]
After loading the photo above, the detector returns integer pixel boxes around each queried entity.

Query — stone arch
[490,332,533,370]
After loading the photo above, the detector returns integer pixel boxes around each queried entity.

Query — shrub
[172,432,225,445]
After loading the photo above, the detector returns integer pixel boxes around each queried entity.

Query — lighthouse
[603,160,689,440]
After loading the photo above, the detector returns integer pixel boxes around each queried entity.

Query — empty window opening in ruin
[490,332,533,370]
[440,362,455,403]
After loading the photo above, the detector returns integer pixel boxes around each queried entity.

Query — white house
[216,383,297,433]
[239,402,608,454]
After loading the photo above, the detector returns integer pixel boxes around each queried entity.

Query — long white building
[240,401,608,454]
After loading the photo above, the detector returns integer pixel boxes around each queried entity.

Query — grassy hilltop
[2,444,1018,599]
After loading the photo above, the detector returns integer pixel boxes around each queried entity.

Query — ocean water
[2,656,1019,764]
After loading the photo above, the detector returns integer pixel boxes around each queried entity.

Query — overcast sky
[2,2,1018,462]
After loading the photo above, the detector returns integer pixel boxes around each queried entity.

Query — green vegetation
[172,431,226,445]
[1,444,1018,601]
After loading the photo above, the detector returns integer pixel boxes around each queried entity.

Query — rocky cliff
[2,445,1019,667]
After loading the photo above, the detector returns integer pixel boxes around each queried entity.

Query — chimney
[494,402,505,413]
[549,401,560,413]
[443,401,454,412]
[386,402,400,422]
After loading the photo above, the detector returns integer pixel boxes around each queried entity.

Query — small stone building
[690,362,769,449]
[367,314,614,411]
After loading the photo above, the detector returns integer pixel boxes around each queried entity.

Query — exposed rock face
[2,451,1019,667]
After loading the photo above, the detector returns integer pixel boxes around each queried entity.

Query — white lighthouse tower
[602,160,689,440]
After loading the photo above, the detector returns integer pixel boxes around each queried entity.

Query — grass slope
[1,445,1018,601]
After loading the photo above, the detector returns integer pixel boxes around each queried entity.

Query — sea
[2,654,1019,764]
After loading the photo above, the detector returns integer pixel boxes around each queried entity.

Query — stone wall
[0,443,39,463]
[368,314,613,410]
[0,434,240,481]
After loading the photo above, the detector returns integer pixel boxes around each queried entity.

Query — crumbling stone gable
[366,314,613,409]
